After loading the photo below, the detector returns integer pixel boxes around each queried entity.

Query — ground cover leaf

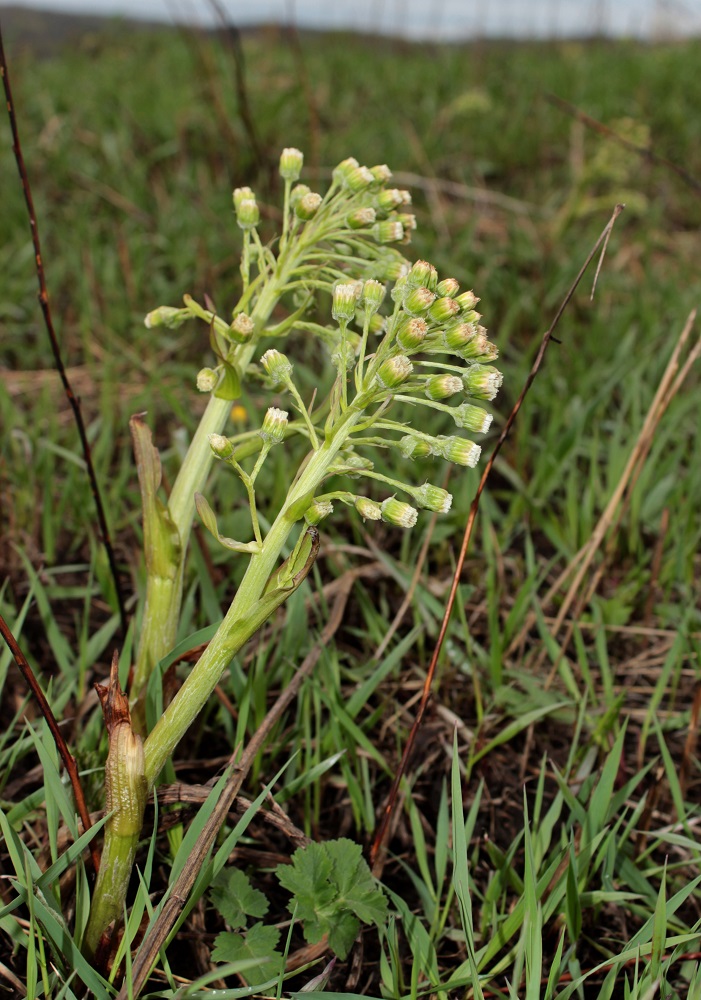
[211,868,269,930]
[212,922,282,984]
[277,838,387,958]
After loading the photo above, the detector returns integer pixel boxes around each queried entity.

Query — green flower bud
[230,311,255,343]
[144,305,190,329]
[196,367,219,392]
[408,260,438,291]
[332,282,361,322]
[399,435,434,459]
[438,436,482,467]
[290,183,311,209]
[295,192,323,220]
[260,348,293,382]
[412,483,453,513]
[374,251,411,281]
[368,312,386,336]
[403,286,436,317]
[344,454,374,477]
[443,322,480,353]
[376,188,411,212]
[424,374,464,400]
[355,496,383,521]
[236,197,260,230]
[233,186,255,211]
[390,275,408,304]
[345,164,375,192]
[396,316,428,351]
[376,355,413,390]
[346,206,377,229]
[436,277,460,297]
[428,296,460,324]
[280,147,304,181]
[209,432,234,459]
[362,279,385,315]
[463,364,503,401]
[397,213,417,236]
[381,497,418,528]
[370,164,392,184]
[305,499,333,524]
[451,403,493,433]
[373,220,405,244]
[259,406,288,443]
[333,156,359,184]
[456,289,480,311]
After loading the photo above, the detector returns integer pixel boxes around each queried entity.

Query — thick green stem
[142,406,363,788]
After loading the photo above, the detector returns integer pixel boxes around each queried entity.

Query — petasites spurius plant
[83,148,502,958]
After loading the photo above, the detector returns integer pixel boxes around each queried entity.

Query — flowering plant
[84,148,502,957]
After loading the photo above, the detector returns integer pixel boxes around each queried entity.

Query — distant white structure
[1,0,701,38]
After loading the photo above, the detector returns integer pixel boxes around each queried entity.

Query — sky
[2,0,701,39]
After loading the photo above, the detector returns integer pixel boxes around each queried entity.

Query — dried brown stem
[0,612,100,876]
[0,22,127,636]
[370,203,625,872]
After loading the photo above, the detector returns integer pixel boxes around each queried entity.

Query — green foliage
[211,922,283,985]
[276,839,388,959]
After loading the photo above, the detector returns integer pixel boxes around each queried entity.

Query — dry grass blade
[537,309,699,688]
[369,203,626,873]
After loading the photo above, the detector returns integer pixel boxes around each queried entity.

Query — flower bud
[343,455,374,477]
[280,147,304,181]
[428,296,460,324]
[396,316,428,351]
[407,260,437,290]
[332,282,361,322]
[424,374,464,400]
[456,289,480,311]
[346,206,377,229]
[397,213,417,236]
[369,313,386,336]
[463,364,503,401]
[376,188,411,212]
[390,275,408,304]
[196,367,219,392]
[436,277,460,298]
[375,252,411,281]
[259,406,288,443]
[345,164,375,192]
[235,197,260,230]
[399,435,434,459]
[451,403,493,434]
[412,483,453,514]
[403,286,436,317]
[144,306,189,329]
[260,348,293,382]
[381,497,418,529]
[209,432,234,459]
[370,164,392,184]
[295,192,323,220]
[438,436,482,468]
[290,183,311,209]
[333,156,359,184]
[230,311,255,343]
[233,186,255,211]
[373,220,405,244]
[376,355,413,390]
[355,496,383,521]
[362,279,385,315]
[443,322,480,353]
[305,499,333,524]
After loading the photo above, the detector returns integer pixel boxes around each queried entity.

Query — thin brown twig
[547,92,701,196]
[0,23,128,637]
[369,203,625,872]
[117,572,363,998]
[0,612,100,876]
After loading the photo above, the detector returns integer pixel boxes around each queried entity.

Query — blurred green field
[1,15,700,997]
